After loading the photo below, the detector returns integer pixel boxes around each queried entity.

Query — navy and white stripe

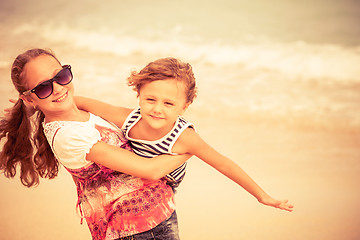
[122,108,193,184]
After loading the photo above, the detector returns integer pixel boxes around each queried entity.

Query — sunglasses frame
[22,65,73,99]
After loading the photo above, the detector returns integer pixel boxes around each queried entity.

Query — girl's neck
[44,106,89,123]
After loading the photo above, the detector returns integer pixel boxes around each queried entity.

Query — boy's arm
[75,96,133,127]
[88,141,192,180]
[178,128,294,212]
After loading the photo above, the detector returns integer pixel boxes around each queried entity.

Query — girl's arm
[74,96,132,127]
[87,140,192,180]
[178,129,293,212]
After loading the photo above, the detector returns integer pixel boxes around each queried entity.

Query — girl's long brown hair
[0,48,59,187]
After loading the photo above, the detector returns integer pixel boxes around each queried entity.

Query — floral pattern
[49,122,175,240]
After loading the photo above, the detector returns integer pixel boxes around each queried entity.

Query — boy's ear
[181,102,191,115]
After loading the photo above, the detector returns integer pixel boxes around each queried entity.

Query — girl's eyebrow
[29,67,63,88]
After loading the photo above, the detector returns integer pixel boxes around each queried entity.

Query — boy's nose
[153,102,162,113]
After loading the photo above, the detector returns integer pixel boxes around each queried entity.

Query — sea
[0,0,359,132]
[0,0,359,239]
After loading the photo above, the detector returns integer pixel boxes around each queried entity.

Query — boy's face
[138,78,189,133]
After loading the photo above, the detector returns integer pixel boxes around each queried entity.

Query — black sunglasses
[23,65,73,99]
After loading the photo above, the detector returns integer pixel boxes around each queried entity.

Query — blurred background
[0,0,359,239]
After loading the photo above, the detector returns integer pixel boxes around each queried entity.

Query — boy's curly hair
[127,57,197,103]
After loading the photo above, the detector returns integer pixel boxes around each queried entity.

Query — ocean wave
[6,21,360,131]
[11,21,360,84]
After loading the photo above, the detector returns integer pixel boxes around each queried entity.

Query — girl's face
[138,79,190,134]
[21,55,75,121]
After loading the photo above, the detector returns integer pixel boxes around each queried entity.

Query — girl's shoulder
[43,114,95,140]
[44,115,102,169]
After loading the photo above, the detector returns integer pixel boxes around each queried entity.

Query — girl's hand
[259,196,294,212]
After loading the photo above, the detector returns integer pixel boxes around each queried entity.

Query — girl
[76,58,294,212]
[0,49,191,240]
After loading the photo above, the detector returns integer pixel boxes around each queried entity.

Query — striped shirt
[122,108,193,186]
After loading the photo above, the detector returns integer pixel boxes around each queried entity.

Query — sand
[1,104,359,239]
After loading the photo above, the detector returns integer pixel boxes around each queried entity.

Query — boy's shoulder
[118,107,136,126]
[119,107,135,116]
[172,127,198,154]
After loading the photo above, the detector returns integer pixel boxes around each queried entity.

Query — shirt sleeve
[52,124,102,169]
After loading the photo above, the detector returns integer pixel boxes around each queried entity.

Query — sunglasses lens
[34,81,53,99]
[55,68,73,85]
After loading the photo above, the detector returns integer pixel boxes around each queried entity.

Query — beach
[1,0,360,239]
[1,108,359,239]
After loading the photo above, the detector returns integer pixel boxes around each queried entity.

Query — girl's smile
[53,91,68,102]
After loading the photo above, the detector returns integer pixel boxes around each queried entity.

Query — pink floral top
[43,113,176,239]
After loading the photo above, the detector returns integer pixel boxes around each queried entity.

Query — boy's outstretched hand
[259,196,294,212]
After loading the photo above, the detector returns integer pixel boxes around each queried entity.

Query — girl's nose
[52,82,64,95]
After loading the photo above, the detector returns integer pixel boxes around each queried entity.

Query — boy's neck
[133,118,177,141]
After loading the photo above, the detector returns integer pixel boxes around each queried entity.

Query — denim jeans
[117,211,180,240]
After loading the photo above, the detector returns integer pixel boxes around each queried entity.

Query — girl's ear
[20,95,36,109]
